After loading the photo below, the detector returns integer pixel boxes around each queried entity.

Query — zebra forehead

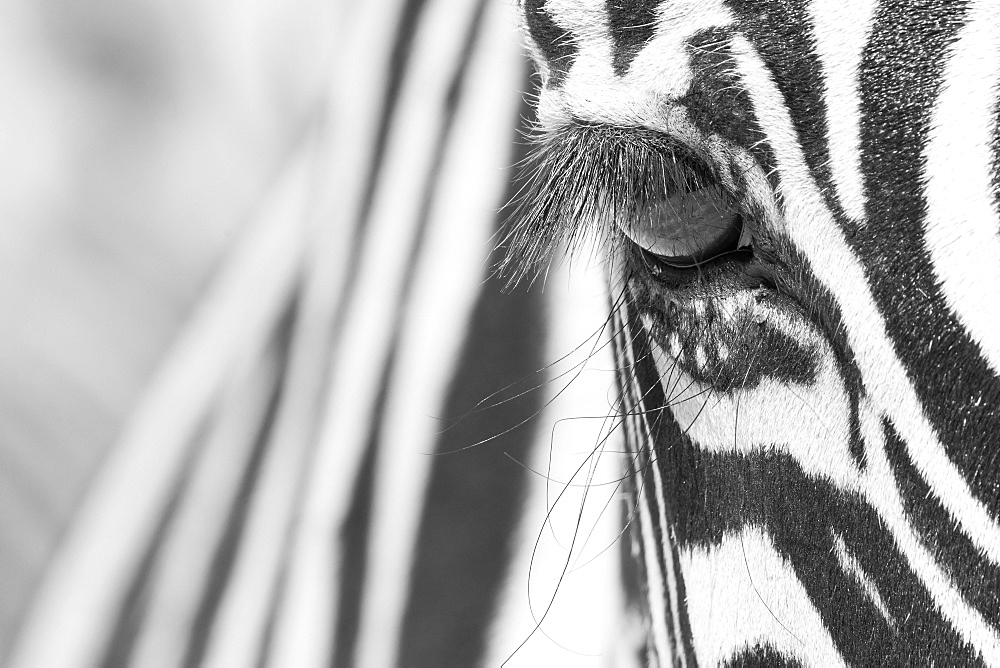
[521,0,735,130]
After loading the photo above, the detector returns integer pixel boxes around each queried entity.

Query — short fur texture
[512,0,1000,664]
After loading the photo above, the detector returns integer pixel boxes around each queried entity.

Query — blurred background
[2,0,333,657]
[1,1,626,666]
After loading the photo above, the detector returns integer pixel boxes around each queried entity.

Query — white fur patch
[923,1,1000,380]
[536,0,733,131]
[830,529,893,625]
[808,0,875,222]
[680,527,846,666]
[655,335,862,492]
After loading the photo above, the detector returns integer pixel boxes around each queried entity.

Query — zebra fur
[516,0,1000,664]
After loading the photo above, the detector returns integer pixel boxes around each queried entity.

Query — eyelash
[499,122,748,284]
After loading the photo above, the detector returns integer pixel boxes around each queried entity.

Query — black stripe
[524,0,578,86]
[628,355,680,659]
[100,448,194,668]
[182,300,297,668]
[883,418,1000,628]
[853,2,1000,513]
[620,467,654,668]
[616,309,675,659]
[993,95,1000,214]
[614,309,655,668]
[328,0,430,352]
[396,60,547,666]
[681,28,779,190]
[606,0,665,76]
[254,572,284,668]
[723,0,846,220]
[723,645,804,668]
[329,353,391,668]
[626,299,699,666]
[397,259,547,667]
[627,264,820,393]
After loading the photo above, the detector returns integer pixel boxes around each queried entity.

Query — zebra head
[510,1,1000,664]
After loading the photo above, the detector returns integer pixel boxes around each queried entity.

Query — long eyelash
[495,122,724,287]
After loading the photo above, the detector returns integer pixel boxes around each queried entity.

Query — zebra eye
[621,186,749,268]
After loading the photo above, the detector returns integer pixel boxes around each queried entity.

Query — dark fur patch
[681,28,779,188]
[606,0,666,76]
[626,256,820,393]
[397,68,544,667]
[993,90,1000,215]
[524,0,578,86]
[724,645,805,667]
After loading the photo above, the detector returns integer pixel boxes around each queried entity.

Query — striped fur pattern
[516,0,1000,665]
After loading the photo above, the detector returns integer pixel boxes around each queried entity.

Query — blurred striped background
[1,0,332,658]
[1,2,627,665]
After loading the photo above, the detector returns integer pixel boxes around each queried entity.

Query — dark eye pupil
[620,186,746,267]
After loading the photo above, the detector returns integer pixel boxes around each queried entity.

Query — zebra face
[512,0,1000,665]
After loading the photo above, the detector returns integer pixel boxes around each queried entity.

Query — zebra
[6,0,1000,667]
[505,0,1000,664]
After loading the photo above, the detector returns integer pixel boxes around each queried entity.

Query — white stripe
[728,34,1000,659]
[923,2,1000,379]
[130,346,281,668]
[680,527,846,666]
[653,318,860,491]
[830,530,893,626]
[808,0,875,223]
